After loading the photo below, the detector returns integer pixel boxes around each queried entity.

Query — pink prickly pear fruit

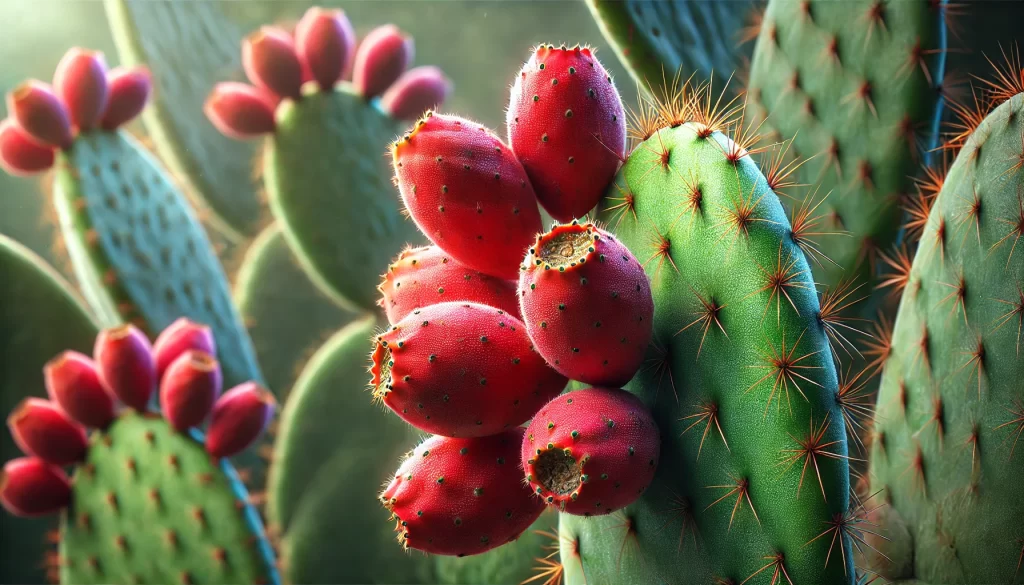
[507,45,626,222]
[518,222,653,386]
[205,382,276,458]
[0,118,55,175]
[378,245,520,324]
[44,351,116,429]
[352,24,413,98]
[99,66,151,130]
[204,82,277,139]
[521,387,660,516]
[7,398,88,466]
[159,351,223,432]
[152,317,216,382]
[380,428,545,556]
[370,301,567,438]
[392,112,543,279]
[93,324,156,412]
[53,48,108,131]
[242,27,304,100]
[295,6,356,90]
[5,81,73,149]
[381,66,452,121]
[0,458,71,517]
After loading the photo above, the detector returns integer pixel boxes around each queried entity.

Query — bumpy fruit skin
[867,93,1024,584]
[380,429,546,556]
[7,398,87,466]
[507,45,626,222]
[370,301,567,438]
[93,325,156,412]
[379,245,521,324]
[522,387,659,516]
[0,458,71,517]
[44,351,115,429]
[392,111,544,279]
[518,222,653,386]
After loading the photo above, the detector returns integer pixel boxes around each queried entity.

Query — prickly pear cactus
[585,0,762,97]
[866,91,1024,584]
[102,0,264,238]
[0,235,97,585]
[746,0,946,295]
[561,83,854,583]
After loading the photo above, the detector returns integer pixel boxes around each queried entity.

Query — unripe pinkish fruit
[0,118,55,175]
[352,25,413,99]
[381,66,452,121]
[93,324,156,411]
[53,48,108,131]
[205,382,276,458]
[242,27,304,100]
[44,351,116,429]
[160,351,222,432]
[152,317,216,382]
[99,66,151,130]
[205,82,277,139]
[0,458,71,517]
[7,398,88,466]
[295,7,356,90]
[5,81,73,149]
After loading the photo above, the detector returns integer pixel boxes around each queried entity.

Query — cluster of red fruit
[374,45,662,557]
[0,319,275,517]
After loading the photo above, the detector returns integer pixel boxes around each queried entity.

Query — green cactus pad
[59,411,279,585]
[234,224,354,398]
[268,316,431,584]
[103,0,264,238]
[434,511,559,585]
[264,84,425,312]
[51,130,263,390]
[585,0,761,97]
[564,100,852,583]
[0,235,98,585]
[867,92,1024,584]
[746,0,945,294]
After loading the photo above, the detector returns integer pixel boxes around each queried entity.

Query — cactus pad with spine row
[103,0,264,238]
[0,235,98,585]
[206,8,452,312]
[746,0,946,295]
[560,82,854,583]
[233,223,354,397]
[866,90,1024,584]
[585,0,761,98]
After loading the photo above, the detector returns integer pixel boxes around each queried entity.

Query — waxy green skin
[561,121,853,584]
[867,93,1024,584]
[60,412,279,585]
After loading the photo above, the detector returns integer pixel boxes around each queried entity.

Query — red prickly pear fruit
[0,118,55,175]
[204,82,277,139]
[0,458,71,517]
[7,398,88,466]
[381,66,452,121]
[392,112,543,279]
[378,245,520,324]
[44,351,116,429]
[160,351,223,432]
[295,7,356,90]
[507,45,626,222]
[380,428,545,556]
[352,24,414,98]
[205,382,276,458]
[370,301,567,438]
[521,387,660,516]
[242,27,304,100]
[93,324,156,412]
[52,48,108,131]
[5,81,73,149]
[99,66,151,130]
[518,222,653,386]
[152,317,216,382]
